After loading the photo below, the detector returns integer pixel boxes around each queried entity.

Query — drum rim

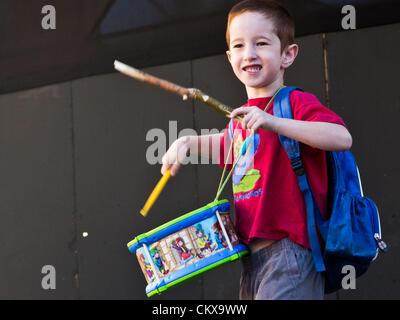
[127,199,230,252]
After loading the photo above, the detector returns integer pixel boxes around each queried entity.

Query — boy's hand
[230,107,279,132]
[161,136,191,176]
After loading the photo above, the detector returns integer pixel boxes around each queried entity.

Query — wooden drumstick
[113,60,243,122]
[140,169,171,217]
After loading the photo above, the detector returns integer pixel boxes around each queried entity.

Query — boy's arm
[273,118,352,151]
[230,107,352,151]
[161,133,223,176]
[193,133,225,164]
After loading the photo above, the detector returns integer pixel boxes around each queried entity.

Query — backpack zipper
[374,233,388,252]
[370,200,387,253]
[357,166,387,255]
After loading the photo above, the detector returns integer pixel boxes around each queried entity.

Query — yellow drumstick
[140,169,172,217]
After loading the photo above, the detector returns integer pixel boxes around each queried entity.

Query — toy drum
[127,199,248,297]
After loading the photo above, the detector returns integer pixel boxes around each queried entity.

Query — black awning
[1,0,399,95]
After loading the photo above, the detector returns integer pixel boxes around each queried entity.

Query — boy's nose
[243,45,257,61]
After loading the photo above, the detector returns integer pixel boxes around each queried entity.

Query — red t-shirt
[219,90,346,249]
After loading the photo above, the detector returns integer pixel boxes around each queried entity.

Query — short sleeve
[289,90,346,127]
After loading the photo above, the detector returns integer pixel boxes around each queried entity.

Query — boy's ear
[281,44,299,69]
[226,50,232,63]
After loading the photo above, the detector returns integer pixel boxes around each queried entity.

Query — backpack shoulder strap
[273,86,302,164]
[273,86,326,272]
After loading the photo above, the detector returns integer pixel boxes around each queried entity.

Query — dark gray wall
[0,23,398,299]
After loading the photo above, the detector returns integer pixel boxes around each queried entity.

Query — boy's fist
[230,106,279,132]
[161,136,191,176]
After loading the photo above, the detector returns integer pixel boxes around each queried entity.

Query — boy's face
[226,11,292,98]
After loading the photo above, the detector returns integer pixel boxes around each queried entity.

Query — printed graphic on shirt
[233,169,261,193]
[232,131,261,196]
[234,187,263,202]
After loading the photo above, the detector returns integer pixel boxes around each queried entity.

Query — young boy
[161,0,352,300]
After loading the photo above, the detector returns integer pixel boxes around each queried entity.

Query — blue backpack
[273,86,387,293]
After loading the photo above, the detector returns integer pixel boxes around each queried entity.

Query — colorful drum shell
[127,199,248,297]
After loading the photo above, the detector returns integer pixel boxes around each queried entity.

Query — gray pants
[239,238,325,300]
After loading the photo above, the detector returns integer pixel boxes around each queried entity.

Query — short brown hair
[226,0,295,53]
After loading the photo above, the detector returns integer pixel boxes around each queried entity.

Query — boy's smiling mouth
[242,64,262,73]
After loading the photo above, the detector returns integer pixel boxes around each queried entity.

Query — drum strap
[214,86,284,201]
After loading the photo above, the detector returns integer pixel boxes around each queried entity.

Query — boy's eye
[232,43,243,49]
[257,42,268,46]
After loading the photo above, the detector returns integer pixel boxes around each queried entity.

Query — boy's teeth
[245,66,261,72]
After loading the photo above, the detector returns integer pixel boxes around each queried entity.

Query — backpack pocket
[326,191,379,261]
[323,190,382,293]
